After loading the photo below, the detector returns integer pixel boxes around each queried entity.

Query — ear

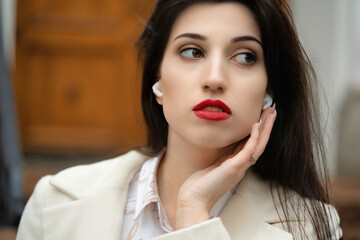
[156,95,163,105]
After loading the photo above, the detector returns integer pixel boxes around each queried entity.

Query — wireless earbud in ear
[152,82,163,98]
[262,93,273,110]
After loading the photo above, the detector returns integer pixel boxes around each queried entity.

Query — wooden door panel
[15,0,151,154]
[26,54,118,126]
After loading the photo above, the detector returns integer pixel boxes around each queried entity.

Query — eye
[180,48,204,59]
[233,51,257,65]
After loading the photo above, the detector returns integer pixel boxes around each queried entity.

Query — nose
[202,54,227,93]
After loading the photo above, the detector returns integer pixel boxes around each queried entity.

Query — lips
[193,99,232,121]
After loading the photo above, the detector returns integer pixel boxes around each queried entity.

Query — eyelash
[179,47,204,59]
[179,47,257,65]
[232,50,257,65]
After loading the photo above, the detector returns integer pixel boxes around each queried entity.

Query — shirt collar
[134,153,162,219]
[134,151,174,232]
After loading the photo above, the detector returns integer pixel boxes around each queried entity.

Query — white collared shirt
[120,153,236,240]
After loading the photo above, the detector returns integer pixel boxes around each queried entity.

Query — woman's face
[158,2,267,149]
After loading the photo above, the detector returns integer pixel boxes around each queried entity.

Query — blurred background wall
[293,0,360,178]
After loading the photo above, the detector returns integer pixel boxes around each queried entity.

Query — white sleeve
[152,218,231,240]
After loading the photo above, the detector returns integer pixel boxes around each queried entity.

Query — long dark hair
[137,0,336,239]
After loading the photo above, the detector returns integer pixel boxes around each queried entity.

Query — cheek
[159,56,197,109]
[234,70,267,107]
[250,69,268,104]
[231,72,267,127]
[159,60,187,123]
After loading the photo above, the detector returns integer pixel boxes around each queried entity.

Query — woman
[17,0,342,239]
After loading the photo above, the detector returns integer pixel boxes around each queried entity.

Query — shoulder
[36,150,150,200]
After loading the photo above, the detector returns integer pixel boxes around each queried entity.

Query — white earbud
[262,93,273,110]
[152,81,163,98]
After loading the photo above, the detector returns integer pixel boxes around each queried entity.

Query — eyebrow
[231,36,263,47]
[173,32,263,47]
[174,33,207,41]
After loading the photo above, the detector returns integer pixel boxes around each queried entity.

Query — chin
[192,133,247,150]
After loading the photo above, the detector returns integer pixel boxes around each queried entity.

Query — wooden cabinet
[14,0,155,154]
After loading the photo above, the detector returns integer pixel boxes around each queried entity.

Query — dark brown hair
[137,0,337,239]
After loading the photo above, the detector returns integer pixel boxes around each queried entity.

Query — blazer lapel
[220,172,293,240]
[42,151,148,240]
[220,194,293,240]
[42,187,128,240]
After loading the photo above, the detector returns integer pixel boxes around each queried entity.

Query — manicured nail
[271,103,276,114]
[258,119,262,131]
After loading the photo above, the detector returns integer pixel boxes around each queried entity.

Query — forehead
[169,2,261,41]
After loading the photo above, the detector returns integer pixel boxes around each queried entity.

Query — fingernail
[258,119,262,131]
[271,103,276,114]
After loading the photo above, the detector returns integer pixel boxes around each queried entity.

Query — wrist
[175,205,210,230]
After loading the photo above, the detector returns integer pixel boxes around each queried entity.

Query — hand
[175,105,277,229]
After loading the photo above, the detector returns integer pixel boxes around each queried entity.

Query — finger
[214,136,249,168]
[228,137,248,159]
[253,105,277,161]
[259,104,275,130]
[217,105,276,179]
[229,104,277,168]
[221,105,274,166]
[225,119,262,169]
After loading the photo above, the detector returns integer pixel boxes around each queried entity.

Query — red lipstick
[193,99,232,121]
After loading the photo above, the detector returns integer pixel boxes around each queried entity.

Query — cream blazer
[16,151,342,240]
